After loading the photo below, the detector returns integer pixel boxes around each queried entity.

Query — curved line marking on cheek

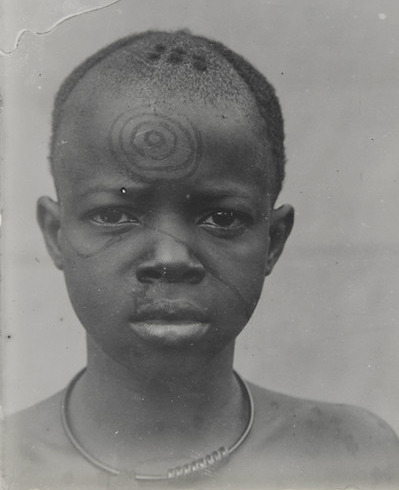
[143,224,254,321]
[203,262,253,322]
[62,231,129,259]
[61,224,253,320]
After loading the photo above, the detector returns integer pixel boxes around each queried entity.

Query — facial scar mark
[147,225,254,321]
[63,232,128,259]
[63,224,253,321]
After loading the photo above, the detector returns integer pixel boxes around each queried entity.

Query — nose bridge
[153,224,192,263]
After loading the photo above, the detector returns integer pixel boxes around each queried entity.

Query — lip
[128,301,210,345]
[132,300,209,324]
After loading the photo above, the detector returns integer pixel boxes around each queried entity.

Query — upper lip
[133,300,209,323]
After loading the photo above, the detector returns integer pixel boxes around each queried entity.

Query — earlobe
[265,204,294,276]
[37,196,64,270]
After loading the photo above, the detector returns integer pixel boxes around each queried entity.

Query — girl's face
[40,88,292,367]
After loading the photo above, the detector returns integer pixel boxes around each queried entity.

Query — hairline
[50,30,285,202]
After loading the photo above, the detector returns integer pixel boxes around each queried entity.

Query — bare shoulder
[3,392,88,489]
[243,382,399,488]
[5,391,65,447]
[249,381,399,451]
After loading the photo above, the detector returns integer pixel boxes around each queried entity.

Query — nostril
[136,262,205,284]
[136,235,205,284]
[181,267,205,284]
[136,266,164,284]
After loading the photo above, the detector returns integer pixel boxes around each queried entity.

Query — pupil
[101,210,122,223]
[213,211,235,226]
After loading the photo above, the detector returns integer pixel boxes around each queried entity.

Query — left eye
[90,209,138,225]
[199,210,248,229]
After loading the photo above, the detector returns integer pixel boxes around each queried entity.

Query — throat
[61,356,252,477]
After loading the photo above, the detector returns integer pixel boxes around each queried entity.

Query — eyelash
[88,208,139,226]
[198,210,252,235]
[87,207,253,235]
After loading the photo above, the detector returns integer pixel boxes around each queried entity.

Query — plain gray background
[2,0,399,436]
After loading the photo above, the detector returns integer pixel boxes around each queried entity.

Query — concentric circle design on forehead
[109,111,202,180]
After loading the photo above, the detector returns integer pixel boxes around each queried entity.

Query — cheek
[203,235,269,324]
[60,221,133,260]
[59,224,161,332]
[62,259,116,331]
[59,219,269,342]
[199,252,266,353]
[59,237,134,334]
[220,256,266,317]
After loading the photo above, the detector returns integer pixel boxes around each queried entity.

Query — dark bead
[148,52,161,61]
[193,60,207,72]
[192,53,206,62]
[173,47,186,55]
[168,52,184,64]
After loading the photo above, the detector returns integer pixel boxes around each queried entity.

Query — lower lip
[129,320,210,345]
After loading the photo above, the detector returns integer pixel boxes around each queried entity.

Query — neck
[66,336,247,473]
[85,335,236,397]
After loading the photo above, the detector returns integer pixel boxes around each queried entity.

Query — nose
[136,232,205,285]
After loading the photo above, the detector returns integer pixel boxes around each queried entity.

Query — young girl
[6,30,399,489]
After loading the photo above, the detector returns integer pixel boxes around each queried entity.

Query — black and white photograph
[2,1,399,489]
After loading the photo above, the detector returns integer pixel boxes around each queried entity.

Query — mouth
[129,301,210,345]
[133,300,209,323]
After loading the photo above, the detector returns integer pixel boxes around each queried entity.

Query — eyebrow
[76,182,150,199]
[187,182,259,201]
[75,179,260,202]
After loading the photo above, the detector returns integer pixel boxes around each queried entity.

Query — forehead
[53,55,272,193]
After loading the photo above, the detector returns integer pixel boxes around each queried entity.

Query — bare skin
[37,80,293,477]
[6,33,399,489]
[108,109,202,181]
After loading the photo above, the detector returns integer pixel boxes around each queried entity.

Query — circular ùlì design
[109,111,202,180]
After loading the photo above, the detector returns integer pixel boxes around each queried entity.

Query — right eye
[89,208,139,226]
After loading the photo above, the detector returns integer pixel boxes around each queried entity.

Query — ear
[265,204,294,276]
[37,196,64,270]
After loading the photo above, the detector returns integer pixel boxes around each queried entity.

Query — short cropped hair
[50,30,286,199]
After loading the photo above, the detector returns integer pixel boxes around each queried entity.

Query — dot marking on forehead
[109,110,202,181]
[145,42,208,72]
